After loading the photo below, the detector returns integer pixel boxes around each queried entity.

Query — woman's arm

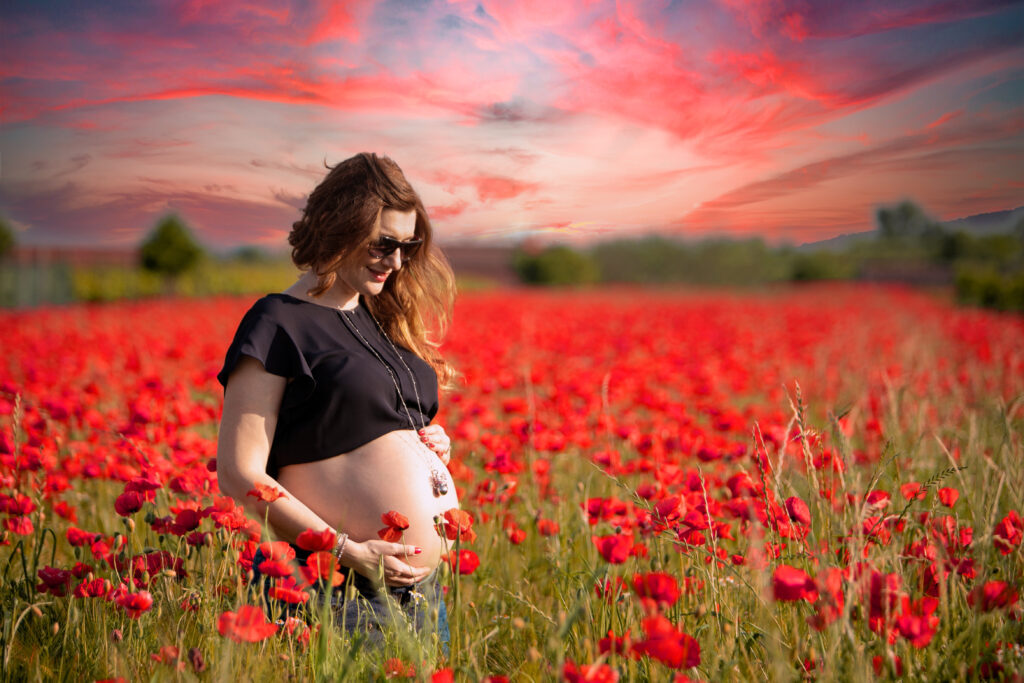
[216,356,431,586]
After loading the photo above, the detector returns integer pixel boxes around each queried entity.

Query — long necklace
[338,306,449,497]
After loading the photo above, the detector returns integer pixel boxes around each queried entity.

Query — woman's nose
[382,249,403,270]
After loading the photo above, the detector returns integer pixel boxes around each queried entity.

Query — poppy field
[2,285,1023,681]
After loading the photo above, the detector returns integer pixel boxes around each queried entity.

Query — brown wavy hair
[288,153,456,385]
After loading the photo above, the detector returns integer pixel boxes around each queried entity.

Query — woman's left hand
[418,424,451,465]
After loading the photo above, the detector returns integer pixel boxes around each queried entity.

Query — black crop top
[217,293,439,477]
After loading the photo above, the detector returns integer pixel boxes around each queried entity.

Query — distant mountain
[945,206,1024,234]
[799,205,1024,251]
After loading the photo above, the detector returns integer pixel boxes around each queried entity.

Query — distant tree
[513,245,600,285]
[0,217,14,259]
[140,214,204,277]
[232,245,269,263]
[876,200,938,241]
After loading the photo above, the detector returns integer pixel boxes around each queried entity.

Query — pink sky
[1,0,1022,248]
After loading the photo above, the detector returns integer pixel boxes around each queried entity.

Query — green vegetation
[140,214,205,282]
[0,217,14,259]
[512,201,1024,311]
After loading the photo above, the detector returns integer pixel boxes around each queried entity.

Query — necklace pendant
[430,471,449,497]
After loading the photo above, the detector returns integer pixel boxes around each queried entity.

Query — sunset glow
[1,0,1022,248]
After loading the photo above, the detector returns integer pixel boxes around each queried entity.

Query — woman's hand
[346,539,433,587]
[418,424,451,465]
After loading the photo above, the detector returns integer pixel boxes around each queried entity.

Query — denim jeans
[250,545,450,654]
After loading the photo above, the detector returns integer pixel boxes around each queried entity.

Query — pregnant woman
[215,153,458,650]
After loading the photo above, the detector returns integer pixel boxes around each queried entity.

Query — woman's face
[333,208,418,300]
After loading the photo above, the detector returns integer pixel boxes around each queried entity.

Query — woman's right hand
[346,539,432,587]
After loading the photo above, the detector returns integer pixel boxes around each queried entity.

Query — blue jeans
[251,545,450,654]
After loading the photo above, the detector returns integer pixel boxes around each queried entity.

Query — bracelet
[333,532,349,563]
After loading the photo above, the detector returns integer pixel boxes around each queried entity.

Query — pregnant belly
[276,429,460,570]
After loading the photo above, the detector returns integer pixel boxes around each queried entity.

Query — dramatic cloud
[1,0,1021,246]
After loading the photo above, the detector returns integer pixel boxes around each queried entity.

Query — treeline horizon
[514,200,1024,312]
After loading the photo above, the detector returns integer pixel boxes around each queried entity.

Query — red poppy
[537,518,560,536]
[36,566,72,596]
[384,658,416,679]
[937,487,959,507]
[442,508,477,543]
[379,510,411,542]
[784,496,811,526]
[257,541,296,563]
[506,525,526,545]
[116,590,154,618]
[593,534,633,564]
[445,549,480,575]
[268,577,310,604]
[632,572,680,609]
[257,560,295,579]
[66,526,100,547]
[296,527,336,552]
[772,565,818,602]
[74,578,110,598]
[246,483,287,503]
[563,659,619,683]
[968,581,1019,611]
[218,605,278,642]
[631,615,701,669]
[299,551,345,587]
[4,516,33,535]
[114,490,144,517]
[431,669,454,683]
[994,510,1022,555]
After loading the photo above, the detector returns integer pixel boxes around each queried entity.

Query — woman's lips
[368,268,389,283]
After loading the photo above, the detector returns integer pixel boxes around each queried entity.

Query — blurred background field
[2,201,1023,311]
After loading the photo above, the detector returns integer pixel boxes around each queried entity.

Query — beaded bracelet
[333,532,349,563]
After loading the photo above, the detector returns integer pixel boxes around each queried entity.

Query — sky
[1,0,1023,249]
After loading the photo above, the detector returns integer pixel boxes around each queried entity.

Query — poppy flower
[36,566,72,596]
[218,605,278,642]
[593,534,633,564]
[445,549,480,575]
[257,541,296,563]
[563,659,619,683]
[74,578,110,598]
[66,526,100,547]
[246,483,287,503]
[257,560,295,579]
[505,525,526,545]
[993,510,1022,555]
[772,565,818,602]
[537,518,559,536]
[431,669,454,683]
[968,581,1019,611]
[268,577,310,605]
[631,615,701,669]
[299,551,345,588]
[114,491,144,517]
[784,496,811,526]
[384,658,416,679]
[937,487,959,507]
[379,510,411,542]
[116,590,154,618]
[442,508,477,543]
[296,528,336,552]
[632,572,680,609]
[900,482,927,501]
[4,516,33,535]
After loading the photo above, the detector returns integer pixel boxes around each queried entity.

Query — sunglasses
[367,235,423,261]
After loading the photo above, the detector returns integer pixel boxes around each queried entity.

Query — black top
[217,293,439,477]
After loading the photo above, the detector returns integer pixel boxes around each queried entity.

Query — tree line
[512,201,1024,311]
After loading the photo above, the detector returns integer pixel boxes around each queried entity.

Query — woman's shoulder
[246,292,328,321]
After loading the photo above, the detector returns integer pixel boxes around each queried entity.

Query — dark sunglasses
[367,235,423,260]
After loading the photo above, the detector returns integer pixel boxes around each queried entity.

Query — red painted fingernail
[414,547,422,554]
[418,429,425,435]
